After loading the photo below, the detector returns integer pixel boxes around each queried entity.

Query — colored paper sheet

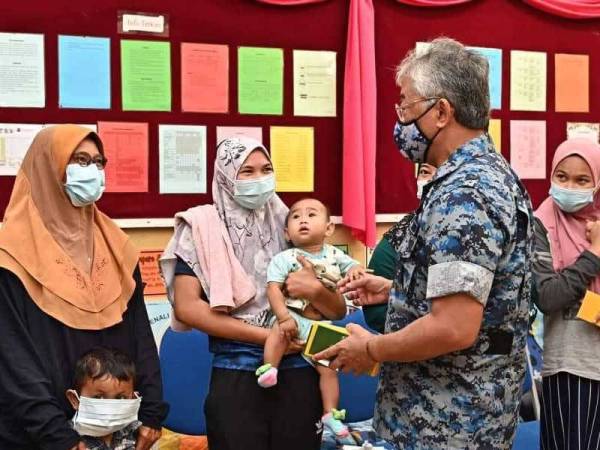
[238,47,283,115]
[181,43,229,113]
[0,33,45,108]
[488,119,502,153]
[0,124,43,176]
[121,40,171,111]
[139,250,167,295]
[58,35,110,109]
[567,122,599,143]
[417,43,502,110]
[158,125,207,194]
[469,47,502,110]
[577,290,600,326]
[270,127,314,192]
[555,54,589,113]
[97,122,148,192]
[510,120,546,179]
[145,299,172,347]
[510,50,547,112]
[293,50,336,117]
[216,126,262,145]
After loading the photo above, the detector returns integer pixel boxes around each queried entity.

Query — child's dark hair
[285,198,331,226]
[73,347,136,392]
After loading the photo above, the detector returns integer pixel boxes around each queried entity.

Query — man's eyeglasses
[394,97,440,122]
[70,151,108,169]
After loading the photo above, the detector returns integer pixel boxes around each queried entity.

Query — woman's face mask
[68,390,141,437]
[233,174,275,210]
[64,163,105,207]
[393,100,441,164]
[550,183,595,213]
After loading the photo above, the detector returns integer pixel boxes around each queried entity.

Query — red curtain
[255,0,328,4]
[395,0,600,18]
[395,0,474,6]
[342,0,377,248]
[523,0,600,19]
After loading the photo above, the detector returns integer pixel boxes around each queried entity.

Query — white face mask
[69,390,141,437]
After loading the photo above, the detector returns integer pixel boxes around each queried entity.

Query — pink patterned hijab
[535,138,600,292]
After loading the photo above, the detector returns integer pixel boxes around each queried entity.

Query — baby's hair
[72,347,136,393]
[285,198,331,226]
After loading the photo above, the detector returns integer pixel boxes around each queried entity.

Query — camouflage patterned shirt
[374,134,534,449]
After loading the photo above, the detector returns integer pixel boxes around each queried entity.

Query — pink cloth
[397,0,473,6]
[256,0,328,4]
[342,0,377,248]
[535,138,600,293]
[523,0,600,19]
[177,205,256,312]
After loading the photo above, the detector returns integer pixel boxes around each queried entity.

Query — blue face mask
[233,174,275,210]
[64,163,105,207]
[549,183,595,213]
[393,102,440,164]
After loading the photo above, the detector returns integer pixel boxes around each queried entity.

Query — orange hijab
[0,125,139,330]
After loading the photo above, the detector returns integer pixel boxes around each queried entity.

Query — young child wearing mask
[256,198,364,441]
[66,348,141,450]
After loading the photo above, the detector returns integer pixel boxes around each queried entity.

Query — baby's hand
[347,265,367,281]
[279,316,298,340]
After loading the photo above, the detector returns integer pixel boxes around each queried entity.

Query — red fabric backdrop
[1,0,600,219]
[373,0,600,213]
[0,0,348,219]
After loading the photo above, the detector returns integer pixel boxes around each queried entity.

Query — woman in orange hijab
[0,125,167,449]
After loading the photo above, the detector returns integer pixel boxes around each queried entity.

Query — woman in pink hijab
[533,138,600,449]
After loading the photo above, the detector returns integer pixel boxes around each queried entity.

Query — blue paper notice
[58,35,110,109]
[469,46,502,110]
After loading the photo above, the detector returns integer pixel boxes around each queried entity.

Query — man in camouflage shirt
[315,37,534,449]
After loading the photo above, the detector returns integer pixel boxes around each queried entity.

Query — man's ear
[325,221,335,238]
[66,389,80,410]
[435,99,454,128]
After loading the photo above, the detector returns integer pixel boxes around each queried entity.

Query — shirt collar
[431,133,494,182]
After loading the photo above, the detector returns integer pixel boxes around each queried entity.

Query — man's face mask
[64,164,105,207]
[68,390,141,437]
[393,99,441,164]
[233,174,276,210]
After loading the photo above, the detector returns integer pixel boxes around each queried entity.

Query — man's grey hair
[396,37,490,130]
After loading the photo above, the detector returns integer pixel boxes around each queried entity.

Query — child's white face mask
[68,390,141,437]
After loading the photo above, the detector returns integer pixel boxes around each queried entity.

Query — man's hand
[338,273,392,306]
[312,324,377,375]
[135,425,161,450]
[284,256,320,299]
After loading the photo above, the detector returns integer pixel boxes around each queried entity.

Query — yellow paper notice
[510,50,547,112]
[293,50,336,117]
[489,119,501,153]
[577,290,600,326]
[270,126,314,192]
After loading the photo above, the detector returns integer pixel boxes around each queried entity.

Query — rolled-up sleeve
[427,261,494,305]
[424,188,504,305]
